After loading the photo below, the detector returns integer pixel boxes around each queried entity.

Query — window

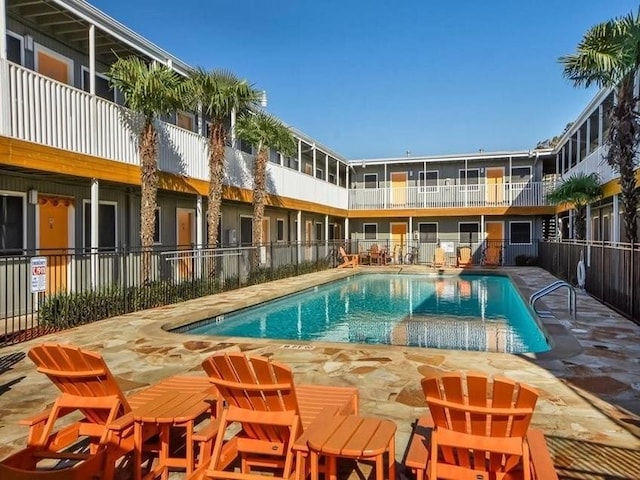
[328,173,336,184]
[83,202,116,251]
[176,112,195,131]
[240,216,252,245]
[239,139,253,154]
[276,218,284,242]
[364,174,378,189]
[6,32,23,65]
[0,194,24,254]
[269,149,280,164]
[315,223,323,241]
[81,68,114,102]
[316,168,324,180]
[418,223,438,243]
[459,223,479,243]
[153,208,161,244]
[418,171,438,191]
[510,166,532,183]
[509,221,532,245]
[364,223,377,240]
[459,169,479,190]
[35,44,73,85]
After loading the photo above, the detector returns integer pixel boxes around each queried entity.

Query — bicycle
[404,246,419,265]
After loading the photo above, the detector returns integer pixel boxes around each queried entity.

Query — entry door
[486,168,504,205]
[390,172,407,207]
[36,49,70,84]
[390,223,407,263]
[38,196,73,293]
[485,221,504,253]
[177,209,195,279]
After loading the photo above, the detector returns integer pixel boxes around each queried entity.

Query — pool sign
[30,257,47,293]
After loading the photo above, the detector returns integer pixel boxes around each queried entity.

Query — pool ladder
[529,280,576,319]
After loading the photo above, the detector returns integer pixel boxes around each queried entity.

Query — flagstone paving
[0,266,638,479]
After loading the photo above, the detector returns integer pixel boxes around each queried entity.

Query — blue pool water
[182,274,550,353]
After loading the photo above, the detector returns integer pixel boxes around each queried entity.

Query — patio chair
[484,245,502,266]
[457,246,472,267]
[369,244,384,265]
[191,352,359,480]
[338,246,359,268]
[0,344,219,480]
[405,372,558,480]
[433,247,446,268]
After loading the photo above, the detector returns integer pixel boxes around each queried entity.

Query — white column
[88,24,97,156]
[324,214,329,249]
[612,194,620,243]
[279,152,283,166]
[344,217,349,242]
[598,104,604,149]
[480,214,485,242]
[568,136,573,169]
[408,216,413,250]
[0,0,9,136]
[296,210,302,262]
[195,195,203,278]
[197,102,203,136]
[312,144,317,177]
[561,147,566,175]
[568,210,574,239]
[576,127,581,163]
[336,161,340,186]
[585,117,591,156]
[90,179,100,289]
[586,204,592,241]
[297,140,302,172]
[325,153,329,181]
[230,108,237,148]
[383,164,387,209]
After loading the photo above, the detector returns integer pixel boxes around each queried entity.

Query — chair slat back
[339,247,349,261]
[28,344,130,426]
[421,372,538,476]
[202,353,299,444]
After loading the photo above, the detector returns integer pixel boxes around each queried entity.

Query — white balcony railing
[563,145,618,184]
[348,182,556,210]
[3,60,348,210]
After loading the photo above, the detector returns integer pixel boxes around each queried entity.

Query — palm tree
[559,10,640,243]
[546,172,602,240]
[185,69,261,264]
[109,56,185,282]
[235,112,296,268]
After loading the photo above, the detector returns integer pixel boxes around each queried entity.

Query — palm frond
[236,112,297,158]
[546,172,602,207]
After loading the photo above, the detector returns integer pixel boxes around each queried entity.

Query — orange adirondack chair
[191,352,359,480]
[484,245,502,266]
[406,372,558,480]
[338,246,359,268]
[0,344,220,480]
[457,246,472,267]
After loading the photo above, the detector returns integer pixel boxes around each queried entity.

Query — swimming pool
[181,274,550,353]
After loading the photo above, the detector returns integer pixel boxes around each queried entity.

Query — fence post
[600,242,605,301]
[270,241,274,277]
[631,241,635,320]
[122,245,129,313]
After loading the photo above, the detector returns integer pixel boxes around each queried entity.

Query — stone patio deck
[0,266,638,479]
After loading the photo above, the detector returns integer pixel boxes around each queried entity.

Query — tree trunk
[139,122,158,284]
[575,206,586,240]
[206,122,226,276]
[608,74,640,243]
[252,147,268,269]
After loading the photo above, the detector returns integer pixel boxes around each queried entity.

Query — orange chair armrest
[192,418,222,443]
[18,409,51,426]
[106,412,134,432]
[527,428,559,480]
[405,416,434,470]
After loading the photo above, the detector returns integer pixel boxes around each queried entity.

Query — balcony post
[325,153,329,181]
[230,108,237,148]
[598,104,603,150]
[612,195,620,243]
[586,204,592,241]
[312,143,316,178]
[585,117,591,157]
[296,210,302,263]
[89,24,97,155]
[0,0,9,136]
[90,178,100,290]
[297,139,302,172]
[196,195,203,278]
[324,214,329,251]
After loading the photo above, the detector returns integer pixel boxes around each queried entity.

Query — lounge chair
[433,247,446,268]
[457,246,472,267]
[0,344,220,480]
[405,372,558,480]
[338,246,359,268]
[484,245,502,266]
[191,352,359,480]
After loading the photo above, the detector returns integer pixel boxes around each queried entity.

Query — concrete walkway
[0,266,638,479]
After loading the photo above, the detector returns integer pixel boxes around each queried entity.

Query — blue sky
[93,0,638,159]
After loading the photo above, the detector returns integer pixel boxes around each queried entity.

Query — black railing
[538,240,639,323]
[0,241,349,347]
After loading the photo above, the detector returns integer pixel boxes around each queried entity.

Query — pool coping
[156,266,583,361]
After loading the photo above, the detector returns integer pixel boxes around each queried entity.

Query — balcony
[348,182,556,210]
[2,60,348,210]
[563,145,617,184]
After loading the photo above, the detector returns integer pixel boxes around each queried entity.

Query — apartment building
[0,0,635,276]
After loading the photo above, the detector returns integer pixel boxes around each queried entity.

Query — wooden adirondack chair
[433,247,446,268]
[457,246,472,267]
[191,352,359,480]
[338,246,359,268]
[406,372,558,480]
[0,344,220,480]
[484,245,502,266]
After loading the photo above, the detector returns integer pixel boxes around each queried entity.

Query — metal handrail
[529,280,576,319]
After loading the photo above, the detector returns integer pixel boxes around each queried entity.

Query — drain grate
[280,344,315,351]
